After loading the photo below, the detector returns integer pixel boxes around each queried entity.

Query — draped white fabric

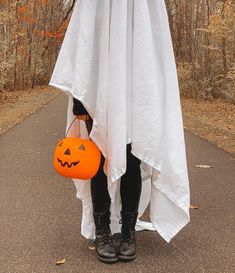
[49,0,190,243]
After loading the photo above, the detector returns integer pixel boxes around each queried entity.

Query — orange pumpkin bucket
[53,118,101,179]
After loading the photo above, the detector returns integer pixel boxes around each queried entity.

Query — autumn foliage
[0,0,73,91]
[0,0,234,102]
[166,0,235,101]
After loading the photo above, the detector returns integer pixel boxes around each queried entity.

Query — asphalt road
[0,94,234,273]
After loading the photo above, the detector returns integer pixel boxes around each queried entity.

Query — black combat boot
[118,211,138,261]
[93,210,118,263]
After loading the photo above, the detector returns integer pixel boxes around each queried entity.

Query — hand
[74,114,90,121]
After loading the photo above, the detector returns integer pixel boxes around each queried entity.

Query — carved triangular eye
[64,148,71,155]
[58,141,63,147]
[79,144,86,151]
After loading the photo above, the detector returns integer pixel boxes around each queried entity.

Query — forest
[0,0,234,102]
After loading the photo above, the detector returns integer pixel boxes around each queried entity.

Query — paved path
[0,94,234,273]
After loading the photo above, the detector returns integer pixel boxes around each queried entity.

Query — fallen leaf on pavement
[88,240,96,250]
[88,245,96,250]
[56,259,65,265]
[190,204,199,209]
[195,164,212,168]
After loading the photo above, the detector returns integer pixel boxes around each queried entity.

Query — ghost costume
[49,0,190,243]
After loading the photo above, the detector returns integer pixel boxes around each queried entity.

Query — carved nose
[64,148,71,155]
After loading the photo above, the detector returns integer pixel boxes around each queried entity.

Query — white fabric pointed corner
[49,0,190,243]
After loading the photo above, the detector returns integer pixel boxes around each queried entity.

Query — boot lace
[96,218,113,246]
[119,212,137,243]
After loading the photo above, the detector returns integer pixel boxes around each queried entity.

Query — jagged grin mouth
[57,158,80,168]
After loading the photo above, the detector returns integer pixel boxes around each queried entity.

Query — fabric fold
[49,0,190,243]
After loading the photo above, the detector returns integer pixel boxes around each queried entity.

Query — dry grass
[0,86,60,135]
[181,97,235,155]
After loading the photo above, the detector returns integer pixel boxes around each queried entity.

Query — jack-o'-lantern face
[53,138,101,179]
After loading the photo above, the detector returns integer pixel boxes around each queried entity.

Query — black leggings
[85,117,142,213]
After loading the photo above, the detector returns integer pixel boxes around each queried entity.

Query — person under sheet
[49,0,191,263]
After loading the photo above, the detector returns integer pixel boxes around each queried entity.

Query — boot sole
[118,254,136,261]
[97,255,119,264]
